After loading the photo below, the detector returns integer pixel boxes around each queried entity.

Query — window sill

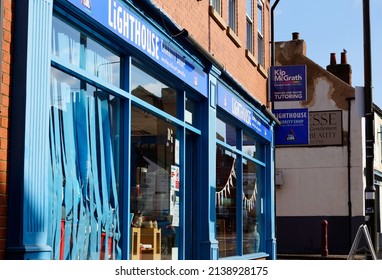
[258,64,268,78]
[245,49,258,67]
[226,27,242,48]
[209,5,226,30]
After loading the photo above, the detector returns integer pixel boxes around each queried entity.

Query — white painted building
[274,33,381,254]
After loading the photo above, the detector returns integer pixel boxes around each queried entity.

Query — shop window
[52,16,121,87]
[216,117,237,148]
[185,97,196,125]
[243,132,264,161]
[131,63,177,118]
[130,106,179,260]
[216,116,266,258]
[48,68,122,260]
[216,146,237,257]
[242,159,263,254]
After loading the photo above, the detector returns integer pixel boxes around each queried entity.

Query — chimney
[326,50,352,85]
[330,53,336,65]
[275,32,307,65]
[292,32,300,40]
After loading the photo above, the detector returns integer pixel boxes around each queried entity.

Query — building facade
[5,0,277,260]
[274,33,381,255]
[0,0,11,260]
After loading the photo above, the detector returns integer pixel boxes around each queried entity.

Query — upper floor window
[246,0,254,53]
[210,0,222,14]
[257,0,264,66]
[228,0,237,32]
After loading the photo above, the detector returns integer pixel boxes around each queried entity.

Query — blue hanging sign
[217,83,272,142]
[66,0,208,96]
[273,108,309,145]
[269,65,307,102]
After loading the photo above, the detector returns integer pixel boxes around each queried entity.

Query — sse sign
[309,110,342,146]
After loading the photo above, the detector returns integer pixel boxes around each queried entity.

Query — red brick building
[153,0,270,105]
[0,0,11,260]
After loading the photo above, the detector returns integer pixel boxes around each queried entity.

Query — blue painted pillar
[266,128,277,260]
[7,0,53,259]
[196,72,219,260]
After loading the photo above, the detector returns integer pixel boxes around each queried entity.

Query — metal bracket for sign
[347,224,377,260]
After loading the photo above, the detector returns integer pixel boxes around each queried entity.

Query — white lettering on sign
[273,69,303,82]
[232,97,251,125]
[108,0,159,60]
[274,111,307,119]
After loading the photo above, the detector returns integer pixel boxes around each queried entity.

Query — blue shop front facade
[7,0,277,260]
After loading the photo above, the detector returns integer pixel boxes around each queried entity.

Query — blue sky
[273,0,382,107]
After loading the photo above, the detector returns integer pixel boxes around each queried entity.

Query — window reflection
[131,63,177,117]
[130,106,179,260]
[216,146,237,257]
[216,118,237,148]
[52,16,121,87]
[243,160,261,254]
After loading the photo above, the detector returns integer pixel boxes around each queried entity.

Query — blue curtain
[48,76,121,260]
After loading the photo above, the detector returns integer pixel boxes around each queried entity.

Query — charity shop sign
[269,65,307,102]
[273,108,309,145]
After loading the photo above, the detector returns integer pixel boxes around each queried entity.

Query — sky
[273,0,382,108]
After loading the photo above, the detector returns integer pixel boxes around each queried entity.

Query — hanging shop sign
[67,0,208,96]
[217,83,272,142]
[269,65,307,102]
[309,110,342,146]
[273,108,309,145]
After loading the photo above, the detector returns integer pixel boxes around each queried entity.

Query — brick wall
[154,0,270,105]
[0,0,11,260]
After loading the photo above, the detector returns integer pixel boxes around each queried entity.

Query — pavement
[277,249,382,260]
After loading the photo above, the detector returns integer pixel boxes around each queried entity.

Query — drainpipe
[271,0,281,67]
[346,97,354,249]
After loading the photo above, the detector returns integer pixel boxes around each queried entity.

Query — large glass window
[216,146,237,257]
[52,16,121,87]
[130,106,179,260]
[243,159,263,254]
[216,118,237,148]
[49,15,123,260]
[131,62,177,118]
[216,116,266,258]
[48,68,122,260]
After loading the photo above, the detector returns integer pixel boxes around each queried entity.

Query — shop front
[7,0,277,260]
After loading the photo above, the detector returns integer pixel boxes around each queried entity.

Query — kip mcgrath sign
[269,65,307,102]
